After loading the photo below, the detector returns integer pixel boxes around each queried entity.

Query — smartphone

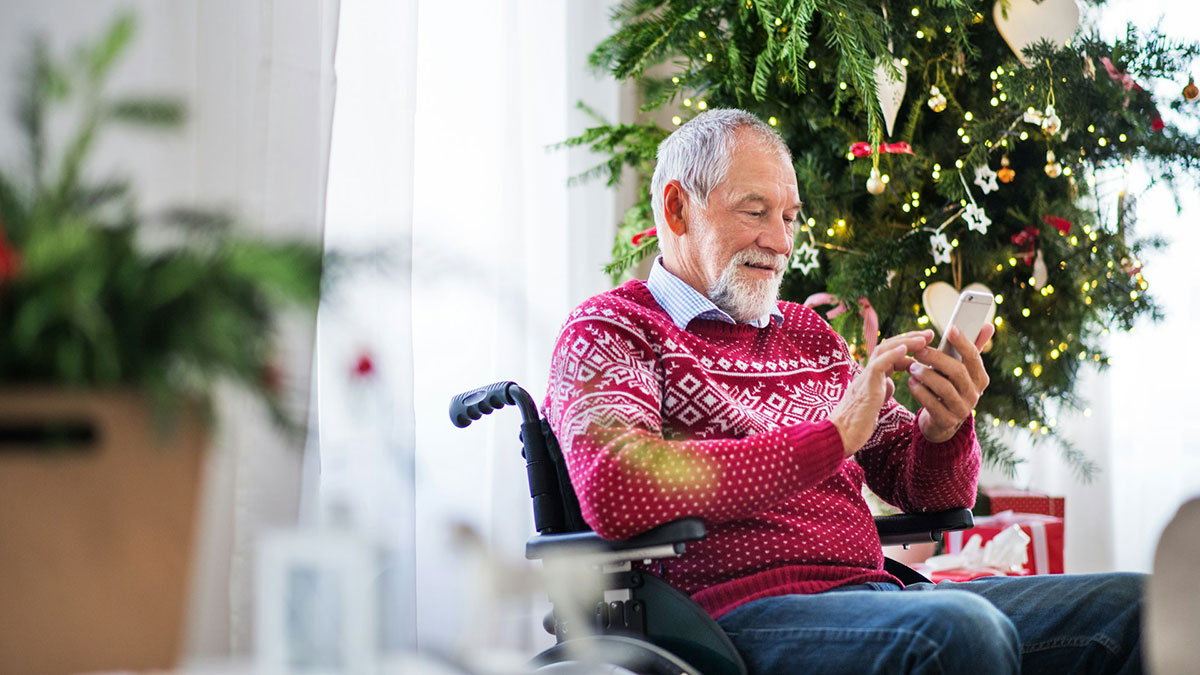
[937,290,995,360]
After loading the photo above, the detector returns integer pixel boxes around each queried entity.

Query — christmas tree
[567,0,1200,475]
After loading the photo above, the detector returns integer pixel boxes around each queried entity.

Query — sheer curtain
[407,0,622,653]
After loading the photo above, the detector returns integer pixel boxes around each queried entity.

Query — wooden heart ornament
[993,0,1080,67]
[922,281,996,337]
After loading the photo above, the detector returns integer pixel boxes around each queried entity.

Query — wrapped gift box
[929,567,1016,583]
[977,486,1065,518]
[945,511,1064,575]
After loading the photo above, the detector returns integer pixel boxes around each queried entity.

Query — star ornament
[929,232,953,265]
[974,164,999,194]
[964,202,992,234]
[789,241,820,275]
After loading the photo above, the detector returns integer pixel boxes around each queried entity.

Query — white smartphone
[937,290,995,360]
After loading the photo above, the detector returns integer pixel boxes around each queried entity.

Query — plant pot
[0,389,207,675]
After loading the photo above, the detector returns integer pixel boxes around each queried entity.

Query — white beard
[708,248,785,323]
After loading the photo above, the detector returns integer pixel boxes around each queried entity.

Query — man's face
[683,131,801,321]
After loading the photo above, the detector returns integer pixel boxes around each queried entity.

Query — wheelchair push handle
[449,381,539,427]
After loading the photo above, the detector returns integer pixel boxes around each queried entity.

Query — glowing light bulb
[1013,366,1023,376]
[916,30,925,39]
[672,115,682,125]
[768,116,778,126]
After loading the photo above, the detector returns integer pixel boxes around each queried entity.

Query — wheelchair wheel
[532,635,702,675]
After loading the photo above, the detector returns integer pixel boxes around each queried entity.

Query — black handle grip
[449,381,517,428]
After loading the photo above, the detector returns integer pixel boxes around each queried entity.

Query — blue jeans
[716,573,1143,674]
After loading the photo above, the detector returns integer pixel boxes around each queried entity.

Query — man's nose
[757,214,793,255]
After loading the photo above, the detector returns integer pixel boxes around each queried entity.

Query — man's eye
[744,211,764,217]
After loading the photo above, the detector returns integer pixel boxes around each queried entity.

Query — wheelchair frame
[451,381,974,675]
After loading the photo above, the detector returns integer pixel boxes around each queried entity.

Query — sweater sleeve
[545,313,846,541]
[826,329,980,513]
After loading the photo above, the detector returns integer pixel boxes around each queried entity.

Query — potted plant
[0,15,323,674]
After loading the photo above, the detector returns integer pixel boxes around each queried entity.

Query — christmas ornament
[993,0,1081,67]
[922,281,997,336]
[974,164,999,194]
[927,85,948,112]
[964,202,992,234]
[1024,105,1063,137]
[1044,150,1062,178]
[1184,77,1199,103]
[929,231,953,265]
[866,166,886,195]
[957,170,991,234]
[1032,250,1049,290]
[1011,226,1040,265]
[1040,105,1062,135]
[790,240,820,274]
[874,56,907,136]
[998,155,1015,183]
[952,52,966,77]
[1084,55,1096,80]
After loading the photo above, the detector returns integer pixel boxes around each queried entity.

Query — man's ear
[662,181,689,236]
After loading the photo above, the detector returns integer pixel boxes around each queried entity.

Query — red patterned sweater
[544,280,980,619]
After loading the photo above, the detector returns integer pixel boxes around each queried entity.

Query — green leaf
[106,97,184,127]
[88,13,135,80]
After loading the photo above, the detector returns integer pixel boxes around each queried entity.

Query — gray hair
[650,109,791,228]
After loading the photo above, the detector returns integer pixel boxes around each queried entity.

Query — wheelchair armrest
[875,507,974,547]
[525,517,706,561]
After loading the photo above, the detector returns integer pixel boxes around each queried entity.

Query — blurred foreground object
[0,12,322,430]
[1146,497,1200,675]
[0,390,205,674]
[0,13,322,674]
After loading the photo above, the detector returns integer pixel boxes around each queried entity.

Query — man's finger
[875,330,933,356]
[913,345,972,396]
[909,365,971,419]
[949,324,990,391]
[908,377,952,423]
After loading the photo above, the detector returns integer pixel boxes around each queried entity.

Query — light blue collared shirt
[645,256,784,330]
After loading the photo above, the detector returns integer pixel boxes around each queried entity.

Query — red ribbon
[1011,226,1040,265]
[1042,215,1072,235]
[803,293,880,356]
[631,226,657,245]
[849,141,915,158]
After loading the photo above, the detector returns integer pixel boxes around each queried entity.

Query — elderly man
[545,109,1142,674]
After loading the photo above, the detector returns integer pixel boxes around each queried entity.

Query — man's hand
[830,330,933,458]
[908,324,995,443]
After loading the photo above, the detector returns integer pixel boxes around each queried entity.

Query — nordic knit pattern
[544,280,980,619]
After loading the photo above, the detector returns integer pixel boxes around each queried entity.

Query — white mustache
[733,250,786,273]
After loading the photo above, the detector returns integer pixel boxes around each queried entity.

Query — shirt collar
[646,256,783,330]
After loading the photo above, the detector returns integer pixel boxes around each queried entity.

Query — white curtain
[0,0,339,660]
[406,0,622,653]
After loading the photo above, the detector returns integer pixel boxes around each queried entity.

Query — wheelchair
[450,381,975,675]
